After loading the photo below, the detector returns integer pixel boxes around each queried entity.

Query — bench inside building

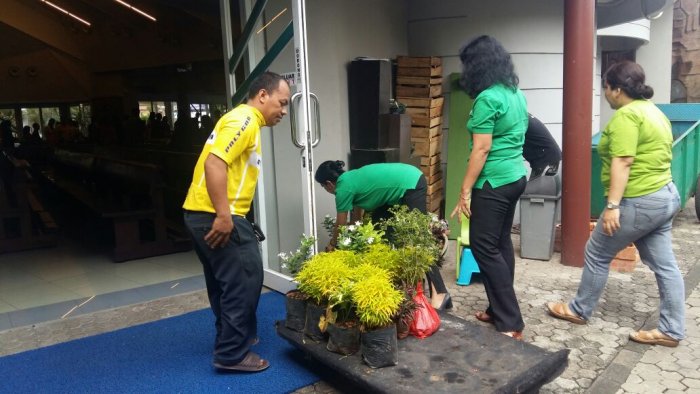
[37,148,191,262]
[0,151,57,253]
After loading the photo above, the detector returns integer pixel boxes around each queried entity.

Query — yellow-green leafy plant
[295,251,354,305]
[350,262,392,284]
[327,279,356,324]
[352,270,403,330]
[357,243,401,280]
[328,249,361,268]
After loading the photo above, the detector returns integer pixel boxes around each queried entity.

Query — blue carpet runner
[0,292,320,393]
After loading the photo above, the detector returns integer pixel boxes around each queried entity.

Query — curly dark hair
[459,35,519,99]
[603,61,654,100]
[315,160,346,184]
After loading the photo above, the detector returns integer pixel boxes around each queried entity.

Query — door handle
[310,93,321,147]
[290,92,321,148]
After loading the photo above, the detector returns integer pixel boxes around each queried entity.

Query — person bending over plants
[315,160,452,310]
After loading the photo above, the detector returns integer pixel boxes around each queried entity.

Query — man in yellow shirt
[183,72,290,372]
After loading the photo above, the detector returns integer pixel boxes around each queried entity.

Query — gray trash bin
[519,171,561,260]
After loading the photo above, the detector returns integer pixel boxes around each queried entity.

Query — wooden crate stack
[396,56,444,215]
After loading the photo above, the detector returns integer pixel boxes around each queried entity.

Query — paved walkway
[1,198,698,393]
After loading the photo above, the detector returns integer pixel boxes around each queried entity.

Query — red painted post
[561,0,594,267]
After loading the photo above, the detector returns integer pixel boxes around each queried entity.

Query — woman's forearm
[607,156,634,203]
[330,212,348,248]
[460,147,489,197]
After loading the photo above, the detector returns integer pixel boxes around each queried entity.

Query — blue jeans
[569,182,685,340]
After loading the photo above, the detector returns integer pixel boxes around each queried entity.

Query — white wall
[598,3,674,129]
[636,3,673,103]
[306,0,407,246]
[405,0,565,151]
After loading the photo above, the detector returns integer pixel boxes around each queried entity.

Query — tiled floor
[0,236,204,329]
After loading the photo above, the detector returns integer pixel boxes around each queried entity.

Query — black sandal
[214,352,269,372]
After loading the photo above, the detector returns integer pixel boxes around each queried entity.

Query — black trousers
[371,175,448,294]
[183,211,263,365]
[469,177,527,332]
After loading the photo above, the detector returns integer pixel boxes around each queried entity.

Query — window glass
[70,103,91,136]
[171,102,178,124]
[0,108,17,129]
[41,107,60,128]
[21,108,40,128]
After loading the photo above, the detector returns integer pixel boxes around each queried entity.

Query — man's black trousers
[184,211,263,365]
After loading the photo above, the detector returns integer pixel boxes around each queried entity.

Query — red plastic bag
[409,283,440,339]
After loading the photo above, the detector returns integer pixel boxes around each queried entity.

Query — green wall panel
[445,73,473,239]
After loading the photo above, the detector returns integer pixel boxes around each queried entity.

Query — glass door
[233,0,320,293]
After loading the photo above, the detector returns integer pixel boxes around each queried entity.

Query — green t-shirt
[598,100,672,197]
[467,84,528,189]
[335,163,422,212]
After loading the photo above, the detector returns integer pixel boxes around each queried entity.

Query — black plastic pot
[361,324,398,368]
[304,302,327,341]
[285,290,307,332]
[326,322,360,355]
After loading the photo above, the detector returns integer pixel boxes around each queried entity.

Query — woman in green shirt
[315,160,451,310]
[547,61,684,347]
[450,35,528,340]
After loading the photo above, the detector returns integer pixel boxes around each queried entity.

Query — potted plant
[280,234,315,332]
[325,279,360,355]
[295,251,355,341]
[394,283,420,339]
[379,206,442,336]
[352,267,403,368]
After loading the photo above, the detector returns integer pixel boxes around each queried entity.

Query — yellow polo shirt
[183,104,265,216]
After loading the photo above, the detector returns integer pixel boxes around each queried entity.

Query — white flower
[355,221,361,226]
[367,237,374,244]
[340,238,351,246]
[278,252,287,259]
[348,225,356,231]
[281,263,287,269]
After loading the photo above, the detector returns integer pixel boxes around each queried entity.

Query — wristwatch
[606,201,620,210]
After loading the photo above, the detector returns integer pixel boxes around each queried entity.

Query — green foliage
[296,252,353,305]
[352,272,403,330]
[379,205,440,285]
[278,234,316,277]
[336,220,385,253]
[380,205,438,252]
[322,215,336,238]
[396,245,436,286]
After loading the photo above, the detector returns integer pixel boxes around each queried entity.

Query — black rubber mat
[277,311,569,393]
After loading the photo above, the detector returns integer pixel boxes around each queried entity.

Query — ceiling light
[113,0,157,22]
[40,0,91,27]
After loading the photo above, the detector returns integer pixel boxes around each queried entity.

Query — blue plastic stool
[456,247,480,285]
[456,214,480,286]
